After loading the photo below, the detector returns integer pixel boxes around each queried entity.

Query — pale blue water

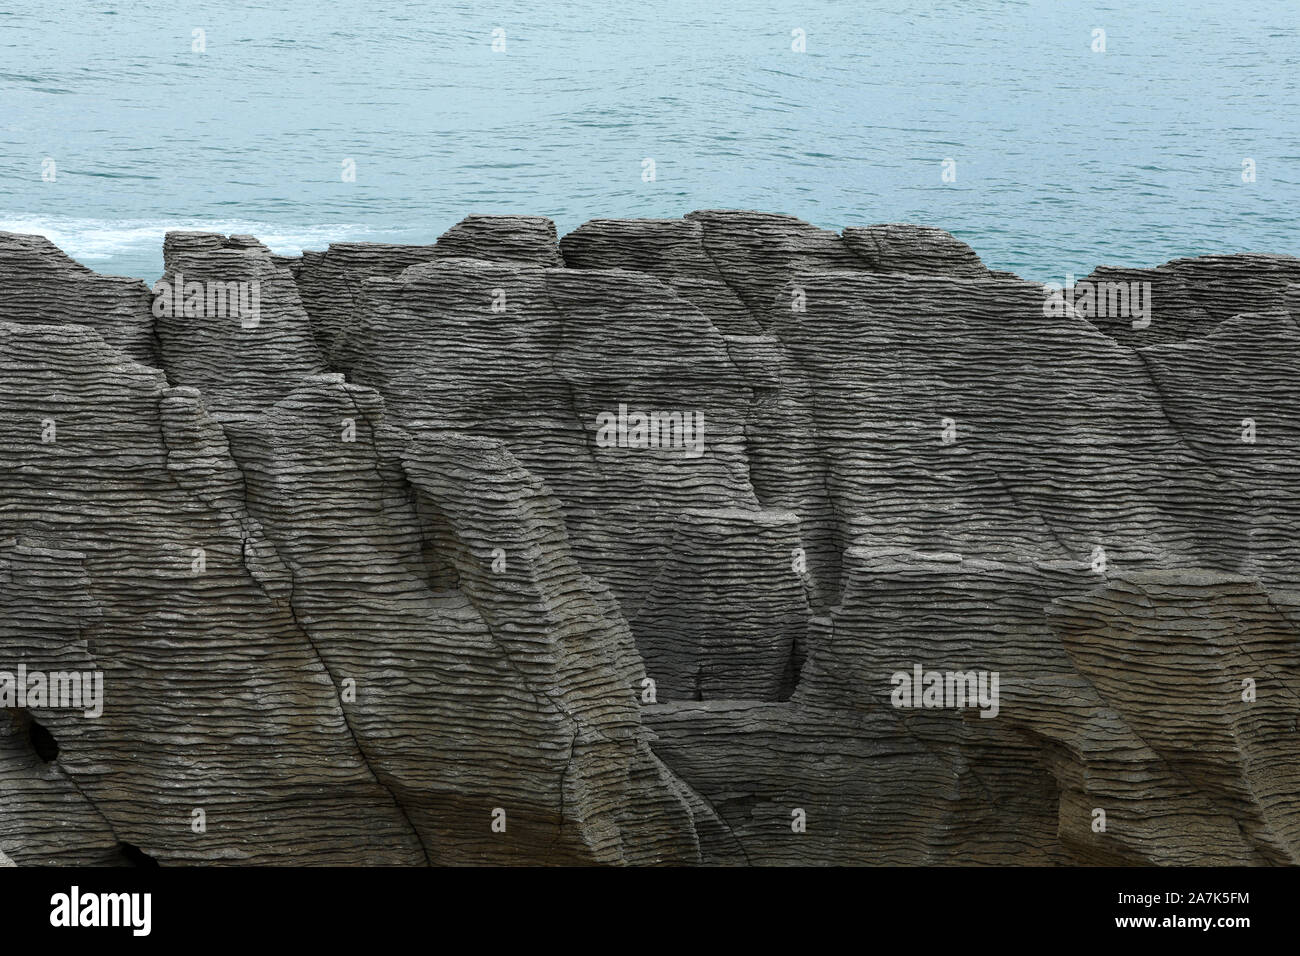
[2,0,1297,283]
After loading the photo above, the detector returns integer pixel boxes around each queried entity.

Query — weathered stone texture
[1,211,1297,866]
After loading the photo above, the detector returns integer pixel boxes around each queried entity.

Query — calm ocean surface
[2,0,1297,283]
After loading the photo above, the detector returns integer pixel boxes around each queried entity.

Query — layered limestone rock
[631,508,810,702]
[431,214,564,267]
[296,242,441,359]
[153,234,326,418]
[0,323,422,865]
[1070,264,1213,347]
[765,269,1252,577]
[334,251,792,700]
[295,216,561,365]
[841,223,991,279]
[0,286,722,864]
[559,218,760,335]
[218,379,713,864]
[0,232,156,364]
[1042,572,1300,864]
[1,213,1297,867]
[1138,310,1300,589]
[1075,253,1300,347]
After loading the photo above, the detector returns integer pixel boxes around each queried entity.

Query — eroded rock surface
[1,212,1297,866]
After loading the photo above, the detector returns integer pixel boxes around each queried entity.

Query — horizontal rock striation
[0,210,1297,866]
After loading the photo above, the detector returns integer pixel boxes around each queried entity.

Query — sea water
[1,0,1296,283]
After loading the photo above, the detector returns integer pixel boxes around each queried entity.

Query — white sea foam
[0,215,379,269]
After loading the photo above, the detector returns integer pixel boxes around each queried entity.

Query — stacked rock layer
[0,211,1297,866]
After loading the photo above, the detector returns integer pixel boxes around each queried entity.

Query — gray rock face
[1,212,1298,866]
[154,241,327,418]
[0,232,156,364]
[560,218,760,335]
[431,214,565,267]
[841,223,991,278]
[296,243,442,360]
[1073,255,1300,347]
